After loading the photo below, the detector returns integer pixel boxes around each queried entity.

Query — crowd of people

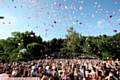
[0,58,120,80]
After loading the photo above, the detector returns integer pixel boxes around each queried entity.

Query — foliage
[27,42,43,59]
[0,27,120,62]
[61,27,82,58]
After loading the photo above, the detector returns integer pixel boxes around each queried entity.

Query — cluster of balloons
[0,0,120,36]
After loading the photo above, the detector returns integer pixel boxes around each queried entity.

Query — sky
[0,0,120,41]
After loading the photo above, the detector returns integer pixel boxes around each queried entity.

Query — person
[98,70,102,80]
[31,64,37,77]
[73,68,79,80]
[105,69,118,80]
[41,75,49,80]
[11,67,18,77]
[0,69,9,80]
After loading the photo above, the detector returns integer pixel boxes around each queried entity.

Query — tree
[61,27,81,58]
[11,31,42,49]
[0,29,120,61]
[27,42,43,59]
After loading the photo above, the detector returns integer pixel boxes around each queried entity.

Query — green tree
[27,42,43,59]
[61,27,81,58]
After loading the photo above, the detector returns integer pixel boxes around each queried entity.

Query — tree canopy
[0,27,120,62]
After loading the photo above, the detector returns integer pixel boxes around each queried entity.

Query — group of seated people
[0,58,120,80]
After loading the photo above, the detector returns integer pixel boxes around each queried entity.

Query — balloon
[14,6,17,8]
[113,29,117,32]
[11,0,14,2]
[45,29,49,36]
[2,22,5,24]
[8,21,11,24]
[53,21,57,24]
[79,22,82,24]
[119,23,120,25]
[20,5,23,8]
[45,29,48,31]
[109,15,112,18]
[0,16,4,19]
[79,6,83,11]
[58,3,62,7]
[27,24,30,27]
[51,25,54,28]
[76,20,79,23]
